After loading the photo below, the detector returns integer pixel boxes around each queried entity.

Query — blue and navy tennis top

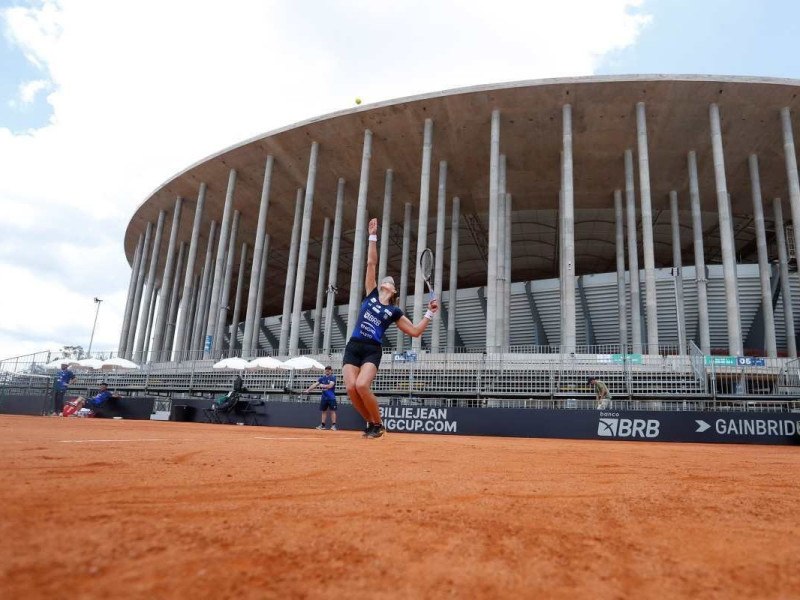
[350,288,404,345]
[318,375,336,400]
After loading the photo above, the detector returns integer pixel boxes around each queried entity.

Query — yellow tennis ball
[355,97,362,105]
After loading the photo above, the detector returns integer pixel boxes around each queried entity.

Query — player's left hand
[428,298,439,312]
[368,218,378,235]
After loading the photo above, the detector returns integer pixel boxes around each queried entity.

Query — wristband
[368,234,378,242]
[424,310,434,320]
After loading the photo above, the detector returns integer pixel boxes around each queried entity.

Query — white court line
[59,438,170,443]
[253,436,323,441]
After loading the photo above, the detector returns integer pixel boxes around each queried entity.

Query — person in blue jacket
[306,366,338,430]
[66,383,121,416]
[52,363,75,415]
[343,218,438,439]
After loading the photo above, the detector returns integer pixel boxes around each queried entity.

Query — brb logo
[597,414,660,438]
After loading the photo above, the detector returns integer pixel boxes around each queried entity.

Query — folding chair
[204,392,240,424]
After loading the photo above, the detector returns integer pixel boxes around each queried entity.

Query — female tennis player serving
[343,217,439,438]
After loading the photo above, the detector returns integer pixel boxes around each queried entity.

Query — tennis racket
[420,248,435,300]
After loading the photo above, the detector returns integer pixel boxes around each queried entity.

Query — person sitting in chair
[62,383,121,417]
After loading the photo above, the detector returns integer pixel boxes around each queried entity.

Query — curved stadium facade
[118,75,800,363]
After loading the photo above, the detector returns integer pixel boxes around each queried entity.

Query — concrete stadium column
[242,156,274,358]
[250,235,271,353]
[125,222,152,359]
[378,170,393,283]
[397,202,412,352]
[614,190,628,351]
[748,155,777,358]
[204,169,237,357]
[625,150,643,354]
[118,233,144,356]
[134,210,166,363]
[279,190,304,355]
[290,141,320,355]
[709,103,743,356]
[323,179,345,354]
[447,196,460,352]
[312,218,331,353]
[636,102,659,354]
[560,104,576,354]
[412,119,434,351]
[182,274,199,358]
[142,285,160,362]
[191,221,218,359]
[496,156,506,350]
[773,199,797,358]
[504,193,512,349]
[214,210,241,356]
[229,242,248,353]
[780,108,800,265]
[164,242,186,359]
[687,151,710,354]
[347,130,373,337]
[432,160,447,353]
[494,154,508,350]
[486,110,500,351]
[174,182,207,362]
[151,197,183,361]
[669,192,687,355]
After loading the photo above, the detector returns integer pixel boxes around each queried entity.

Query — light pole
[87,297,103,357]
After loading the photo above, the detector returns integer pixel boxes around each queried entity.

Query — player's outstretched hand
[428,298,439,312]
[368,218,378,236]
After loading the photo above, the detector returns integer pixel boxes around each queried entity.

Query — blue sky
[597,0,800,77]
[1,0,799,359]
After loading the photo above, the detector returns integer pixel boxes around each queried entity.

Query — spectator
[52,363,76,415]
[588,376,612,410]
[64,383,121,417]
[306,366,338,430]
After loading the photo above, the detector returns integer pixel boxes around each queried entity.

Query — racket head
[420,248,434,280]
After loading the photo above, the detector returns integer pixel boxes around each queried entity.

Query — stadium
[2,75,800,598]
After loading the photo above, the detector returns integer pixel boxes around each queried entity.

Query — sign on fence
[704,355,766,367]
[393,351,418,363]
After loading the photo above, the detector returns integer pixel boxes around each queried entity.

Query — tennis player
[343,218,438,438]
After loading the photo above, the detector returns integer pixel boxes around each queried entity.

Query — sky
[0,0,799,360]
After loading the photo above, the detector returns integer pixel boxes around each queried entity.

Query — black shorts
[343,338,383,368]
[319,396,338,411]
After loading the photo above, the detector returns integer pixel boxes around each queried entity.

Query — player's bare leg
[343,364,369,421]
[355,363,382,426]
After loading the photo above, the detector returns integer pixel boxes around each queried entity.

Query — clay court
[1,415,798,598]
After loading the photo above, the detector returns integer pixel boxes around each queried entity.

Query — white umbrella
[44,358,79,370]
[212,357,250,370]
[282,356,326,370]
[246,356,288,370]
[101,357,140,370]
[75,358,104,370]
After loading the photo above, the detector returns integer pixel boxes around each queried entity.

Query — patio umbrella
[212,357,250,370]
[75,358,104,370]
[246,356,287,370]
[44,358,79,370]
[100,357,140,370]
[282,356,326,370]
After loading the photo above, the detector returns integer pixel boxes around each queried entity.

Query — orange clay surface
[0,414,798,599]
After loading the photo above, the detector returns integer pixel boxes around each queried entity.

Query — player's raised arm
[365,218,378,294]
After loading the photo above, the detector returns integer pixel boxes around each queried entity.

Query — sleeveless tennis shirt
[350,288,404,345]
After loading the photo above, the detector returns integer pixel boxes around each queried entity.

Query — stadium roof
[124,74,800,317]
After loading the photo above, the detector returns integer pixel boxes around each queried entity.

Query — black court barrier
[188,400,800,446]
[0,394,51,416]
[1,394,798,445]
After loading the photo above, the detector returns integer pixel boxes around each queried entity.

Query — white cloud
[17,78,49,104]
[0,0,651,359]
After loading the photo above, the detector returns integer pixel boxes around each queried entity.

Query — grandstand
[5,76,800,441]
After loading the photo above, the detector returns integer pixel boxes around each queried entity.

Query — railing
[48,346,793,406]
